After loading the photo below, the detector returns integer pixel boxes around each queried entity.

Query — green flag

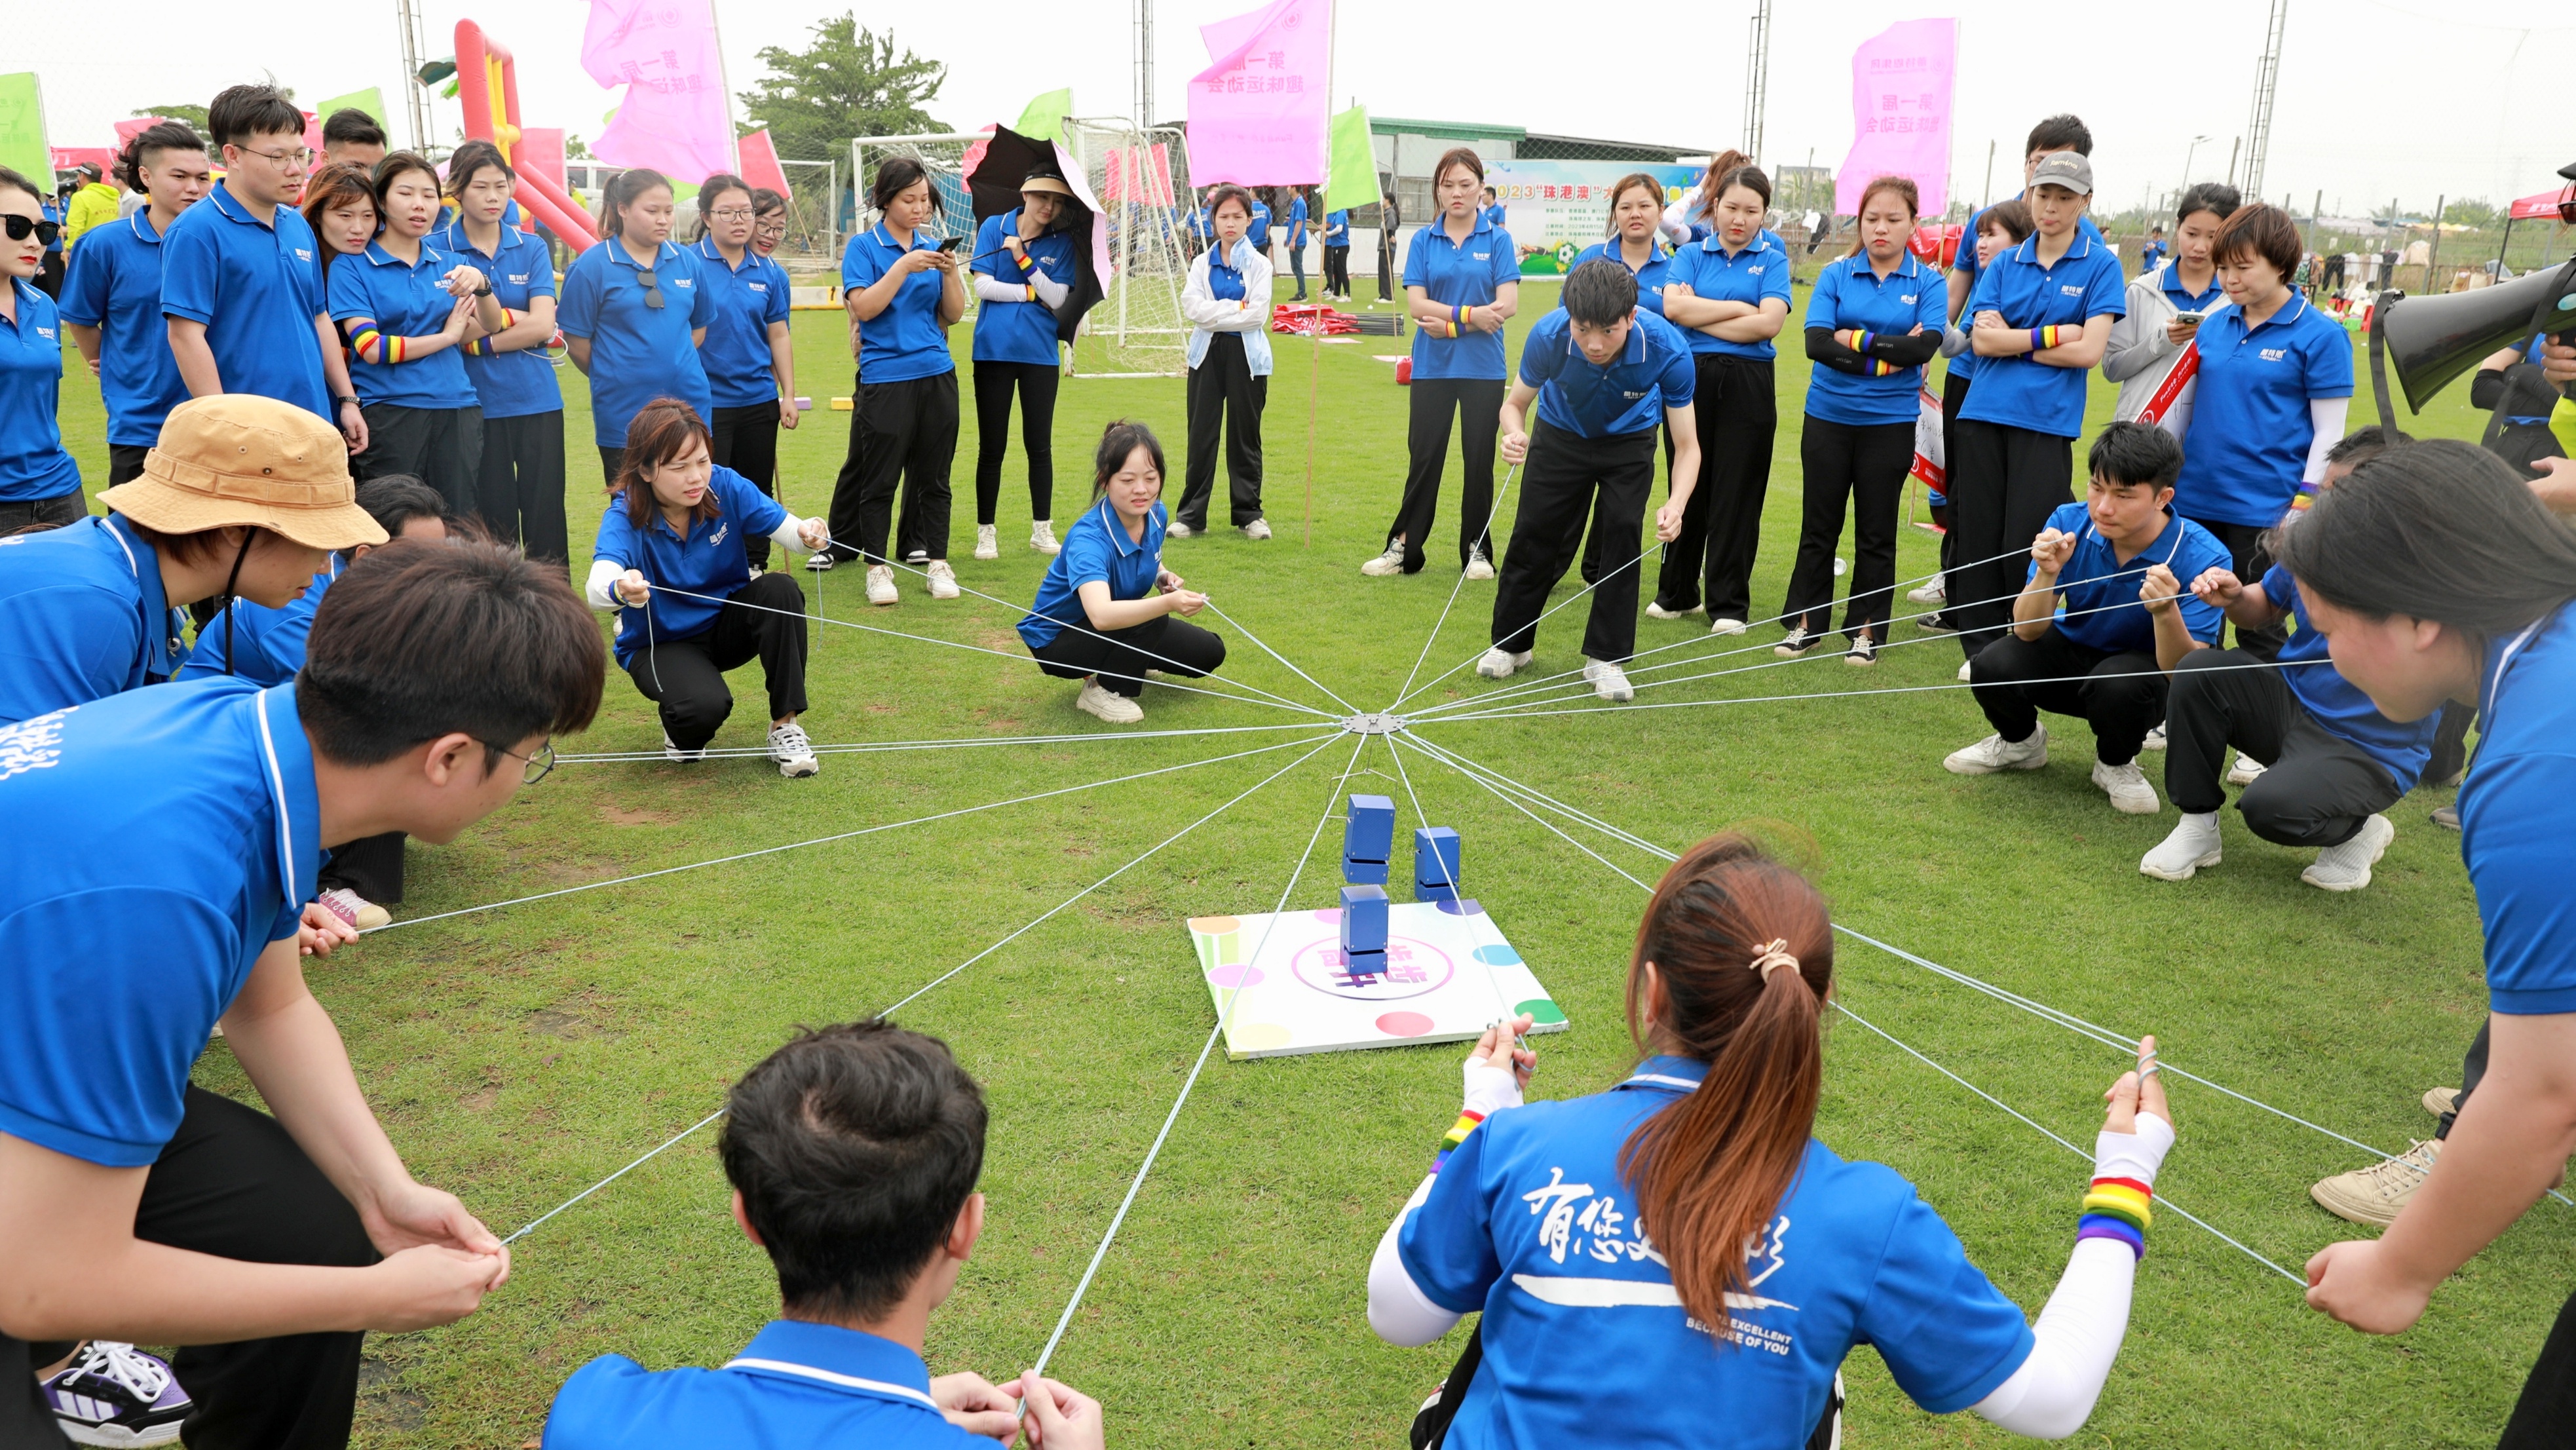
[1014,88,1074,144]
[1324,105,1375,211]
[0,73,49,183]
[316,87,388,127]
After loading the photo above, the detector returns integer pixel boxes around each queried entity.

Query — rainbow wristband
[2030,325,2068,353]
[2076,1175,2152,1257]
[2077,1214,2145,1258]
[1432,1109,1485,1173]
[2289,480,2320,511]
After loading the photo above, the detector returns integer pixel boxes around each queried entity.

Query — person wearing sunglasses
[60,121,212,487]
[559,168,717,487]
[0,166,85,531]
[691,172,797,571]
[433,141,570,572]
[161,85,371,457]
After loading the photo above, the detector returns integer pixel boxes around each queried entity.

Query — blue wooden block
[1414,881,1458,904]
[1415,826,1462,888]
[1339,885,1389,953]
[1343,857,1389,886]
[1344,794,1396,877]
[1342,948,1388,980]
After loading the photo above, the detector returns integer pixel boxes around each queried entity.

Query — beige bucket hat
[98,394,388,552]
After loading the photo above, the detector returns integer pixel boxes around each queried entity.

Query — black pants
[627,573,810,749]
[972,360,1060,527]
[475,410,568,569]
[318,831,406,904]
[1377,237,1398,301]
[1654,354,1775,620]
[2428,699,2476,786]
[1785,417,1912,641]
[597,446,626,492]
[1937,370,1971,599]
[109,442,151,486]
[825,372,958,563]
[0,490,86,533]
[1387,377,1504,572]
[2189,517,2288,660]
[1031,614,1226,697]
[2161,649,2399,845]
[1324,246,1351,295]
[1181,334,1266,529]
[1969,628,2165,765]
[354,403,483,517]
[1949,418,2075,658]
[2503,1287,2576,1448]
[0,1087,385,1450]
[710,402,782,569]
[35,252,64,297]
[2436,1021,2491,1142]
[1491,423,1657,663]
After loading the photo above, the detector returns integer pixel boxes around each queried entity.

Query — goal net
[848,131,985,247]
[1061,118,1192,378]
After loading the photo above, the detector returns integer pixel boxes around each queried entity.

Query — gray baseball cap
[2030,151,2093,196]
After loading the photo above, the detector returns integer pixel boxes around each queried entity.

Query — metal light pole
[1741,1,1771,167]
[2242,0,2287,200]
[2182,134,2212,191]
[393,0,431,151]
[1134,0,1155,129]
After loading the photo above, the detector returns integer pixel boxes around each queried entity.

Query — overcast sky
[18,0,2573,215]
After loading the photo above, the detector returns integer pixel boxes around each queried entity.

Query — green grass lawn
[52,270,2558,1447]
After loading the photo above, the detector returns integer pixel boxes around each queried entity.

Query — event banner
[1186,0,1330,184]
[0,73,48,182]
[581,0,735,185]
[1834,19,1955,218]
[1485,161,1698,275]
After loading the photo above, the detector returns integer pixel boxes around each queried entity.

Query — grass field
[52,265,2559,1448]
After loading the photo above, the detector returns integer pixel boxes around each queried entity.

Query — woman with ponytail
[1369,833,2176,1447]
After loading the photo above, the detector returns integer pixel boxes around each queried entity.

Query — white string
[1200,598,1361,715]
[1382,734,1523,1027]
[1387,462,1525,710]
[1386,531,1668,715]
[549,721,1329,764]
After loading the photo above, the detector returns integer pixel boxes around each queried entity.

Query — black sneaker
[1775,628,1823,658]
[1916,612,1956,633]
[43,1342,191,1446]
[1845,636,1878,666]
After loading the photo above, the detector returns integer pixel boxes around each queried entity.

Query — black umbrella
[965,124,1103,347]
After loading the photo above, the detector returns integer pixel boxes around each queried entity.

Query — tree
[565,134,594,161]
[2442,197,2499,230]
[134,104,212,133]
[736,13,947,162]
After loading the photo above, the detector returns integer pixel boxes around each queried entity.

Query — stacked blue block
[1343,794,1395,885]
[1415,826,1460,903]
[1342,885,1390,978]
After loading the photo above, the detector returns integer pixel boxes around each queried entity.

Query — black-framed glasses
[753,216,789,237]
[708,206,755,222]
[237,144,313,168]
[2,216,62,246]
[634,269,666,310]
[488,738,556,785]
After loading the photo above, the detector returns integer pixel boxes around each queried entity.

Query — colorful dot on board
[1230,1021,1294,1051]
[1515,999,1568,1026]
[1206,963,1264,988]
[1376,1012,1435,1037]
[1312,908,1342,923]
[1435,898,1485,915]
[1470,944,1521,966]
[1188,916,1241,934]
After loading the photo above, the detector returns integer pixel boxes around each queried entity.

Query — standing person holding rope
[816,158,966,607]
[967,166,1078,561]
[1783,176,1946,665]
[586,398,827,776]
[1173,185,1274,543]
[1371,834,2178,1449]
[433,141,570,571]
[691,174,799,573]
[1362,149,1520,580]
[559,168,717,488]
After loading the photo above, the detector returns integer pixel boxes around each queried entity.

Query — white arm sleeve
[768,512,816,553]
[972,274,1032,305]
[1028,270,1069,309]
[1659,188,1699,244]
[2303,397,2350,482]
[1367,1174,1463,1346]
[1942,322,1974,359]
[584,558,625,611]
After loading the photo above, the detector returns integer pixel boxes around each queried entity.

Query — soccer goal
[848,130,989,246]
[1060,117,1192,378]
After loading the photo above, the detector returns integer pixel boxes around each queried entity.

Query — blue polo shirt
[968,210,1076,366]
[58,210,192,448]
[159,181,331,419]
[1804,250,1948,426]
[328,240,480,410]
[2169,294,2354,527]
[2258,564,2433,792]
[0,514,184,723]
[691,237,791,408]
[1949,204,2104,385]
[2140,239,2168,274]
[1204,250,1248,303]
[840,224,956,385]
[1287,195,1308,247]
[1568,240,1672,318]
[2026,501,2227,653]
[544,1318,990,1450]
[0,679,316,1166]
[1404,216,1521,381]
[1958,231,2127,438]
[0,278,83,503]
[1519,309,1696,440]
[2459,603,2576,1015]
[1186,206,1213,247]
[2159,264,2223,316]
[592,465,787,666]
[1399,1056,2034,1449]
[1246,199,1272,248]
[1662,232,1792,360]
[430,219,563,420]
[1324,209,1350,246]
[1480,202,1507,231]
[559,238,717,445]
[1019,495,1165,650]
[177,558,337,687]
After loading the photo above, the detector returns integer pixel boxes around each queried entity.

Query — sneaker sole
[1845,653,1875,667]
[2139,848,2222,881]
[2302,820,2394,892]
[776,758,820,778]
[55,1420,186,1448]
[1944,750,2047,776]
[2104,792,2161,816]
[2423,1088,2459,1117]
[2308,1179,2402,1227]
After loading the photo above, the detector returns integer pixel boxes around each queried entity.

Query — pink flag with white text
[580,0,735,187]
[1185,0,1329,185]
[1834,19,1955,218]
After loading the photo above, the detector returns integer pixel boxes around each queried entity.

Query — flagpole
[1305,0,1336,550]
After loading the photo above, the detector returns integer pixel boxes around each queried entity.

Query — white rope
[1386,533,1667,715]
[1382,734,1526,1027]
[1387,463,1525,710]
[549,721,1329,765]
[1200,598,1361,715]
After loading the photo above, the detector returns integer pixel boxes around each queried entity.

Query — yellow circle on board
[1189,915,1242,934]
[1229,1021,1293,1050]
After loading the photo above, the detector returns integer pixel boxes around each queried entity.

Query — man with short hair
[161,84,369,453]
[542,1021,1107,1450]
[61,162,122,252]
[318,109,388,172]
[2138,224,2166,275]
[0,539,604,1450]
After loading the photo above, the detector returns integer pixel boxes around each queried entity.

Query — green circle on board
[1515,998,1567,1026]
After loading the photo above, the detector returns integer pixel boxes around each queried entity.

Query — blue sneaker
[43,1341,190,1446]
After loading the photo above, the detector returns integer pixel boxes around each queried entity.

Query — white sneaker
[1475,647,1532,679]
[314,886,390,930]
[1031,520,1061,554]
[1583,658,1634,701]
[1644,600,1703,620]
[2140,812,2223,880]
[767,721,820,777]
[1360,542,1407,577]
[1833,556,1848,576]
[2140,724,2168,752]
[1906,581,1946,604]
[1957,660,1973,682]
[864,565,899,605]
[2303,813,2395,892]
[662,733,706,763]
[1773,628,1823,658]
[1241,518,1273,541]
[2311,1139,2440,1227]
[973,524,1000,560]
[925,561,960,600]
[1708,617,1747,636]
[805,550,835,572]
[2091,759,2159,814]
[2226,752,2268,787]
[1944,726,2047,775]
[1463,546,1495,581]
[1844,636,1877,667]
[1167,521,1198,539]
[1076,679,1145,723]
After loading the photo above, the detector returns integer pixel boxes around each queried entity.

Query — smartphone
[2172,311,2205,325]
[936,236,964,254]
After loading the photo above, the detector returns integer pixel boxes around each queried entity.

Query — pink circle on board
[1206,963,1263,988]
[1312,908,1342,923]
[1376,1012,1435,1038]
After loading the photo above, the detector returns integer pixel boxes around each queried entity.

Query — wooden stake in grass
[1305,309,1321,548]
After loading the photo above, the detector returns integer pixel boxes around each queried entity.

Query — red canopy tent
[2496,181,2575,277]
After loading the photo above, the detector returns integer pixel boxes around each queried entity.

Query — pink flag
[518,128,570,197]
[1185,0,1329,185]
[1834,19,1955,218]
[738,126,790,201]
[1106,143,1175,207]
[580,0,734,187]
